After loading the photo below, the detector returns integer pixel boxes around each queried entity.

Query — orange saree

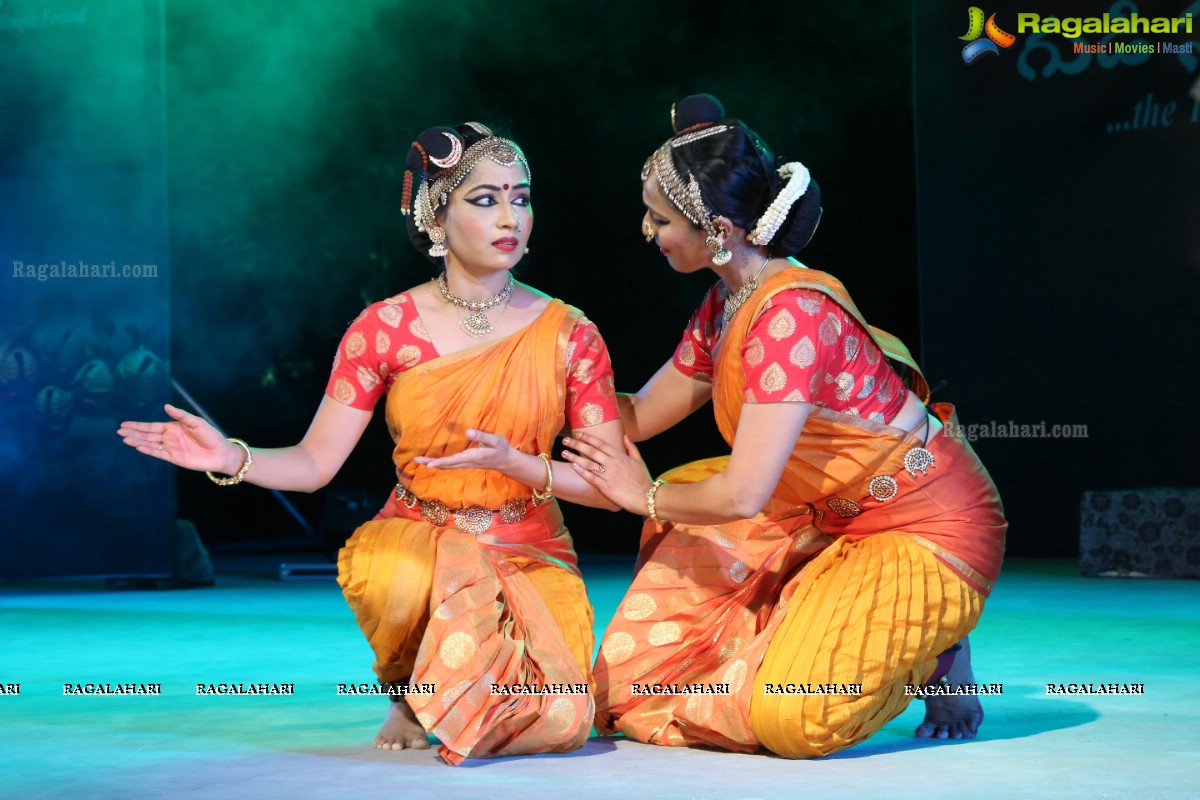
[338,300,595,765]
[594,268,1006,757]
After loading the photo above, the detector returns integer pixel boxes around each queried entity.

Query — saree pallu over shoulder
[713,266,930,432]
[714,267,1004,591]
[387,299,577,510]
[339,300,596,765]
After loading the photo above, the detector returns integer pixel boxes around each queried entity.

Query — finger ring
[596,465,606,474]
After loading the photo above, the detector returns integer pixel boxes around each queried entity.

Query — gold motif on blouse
[356,365,381,392]
[759,362,787,393]
[789,335,816,368]
[844,334,861,361]
[864,339,880,365]
[767,308,797,341]
[333,377,356,404]
[818,312,842,345]
[396,344,423,368]
[678,340,696,367]
[796,292,823,315]
[572,358,595,384]
[834,371,854,401]
[409,318,431,342]
[579,402,604,426]
[377,304,403,328]
[744,336,765,367]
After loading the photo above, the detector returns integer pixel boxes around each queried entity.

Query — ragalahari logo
[959,7,1017,62]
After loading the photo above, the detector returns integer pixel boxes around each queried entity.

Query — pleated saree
[338,300,596,765]
[594,268,1007,758]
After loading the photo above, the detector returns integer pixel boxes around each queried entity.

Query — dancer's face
[440,159,532,274]
[642,176,710,274]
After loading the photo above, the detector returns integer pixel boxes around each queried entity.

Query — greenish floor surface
[1,557,1196,800]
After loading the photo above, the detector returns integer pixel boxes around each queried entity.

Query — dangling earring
[428,225,448,258]
[707,234,731,266]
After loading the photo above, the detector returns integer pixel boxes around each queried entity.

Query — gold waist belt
[395,484,538,534]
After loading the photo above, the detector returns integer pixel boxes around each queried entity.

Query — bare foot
[914,636,984,740]
[374,701,431,750]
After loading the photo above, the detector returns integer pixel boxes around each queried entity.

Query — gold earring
[428,225,447,257]
[706,234,731,266]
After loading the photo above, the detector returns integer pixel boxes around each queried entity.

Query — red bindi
[503,183,510,190]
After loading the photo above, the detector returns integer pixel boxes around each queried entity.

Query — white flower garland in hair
[747,162,810,247]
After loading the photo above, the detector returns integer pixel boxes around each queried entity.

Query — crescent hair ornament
[404,124,530,246]
[428,132,463,169]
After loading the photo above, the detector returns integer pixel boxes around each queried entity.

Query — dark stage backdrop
[162,0,921,556]
[913,1,1200,556]
[0,0,173,577]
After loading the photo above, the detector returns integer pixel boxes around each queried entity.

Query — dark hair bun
[405,126,462,173]
[673,94,725,132]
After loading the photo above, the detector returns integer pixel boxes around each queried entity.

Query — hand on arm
[118,396,373,493]
[566,400,812,525]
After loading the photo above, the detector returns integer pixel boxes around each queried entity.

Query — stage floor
[1,557,1196,799]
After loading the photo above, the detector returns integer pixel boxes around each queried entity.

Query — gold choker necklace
[721,257,770,329]
[436,272,515,338]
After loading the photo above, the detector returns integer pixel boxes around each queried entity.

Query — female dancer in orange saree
[565,95,1007,758]
[119,122,625,765]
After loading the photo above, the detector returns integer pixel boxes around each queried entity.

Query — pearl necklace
[436,272,515,338]
[721,257,770,329]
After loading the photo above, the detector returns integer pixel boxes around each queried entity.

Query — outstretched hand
[117,403,239,474]
[414,429,518,472]
[562,432,652,515]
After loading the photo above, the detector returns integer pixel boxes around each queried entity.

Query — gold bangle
[645,479,666,522]
[206,438,253,486]
[531,453,553,504]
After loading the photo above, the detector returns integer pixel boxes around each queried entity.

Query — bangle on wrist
[532,453,553,504]
[645,479,666,522]
[206,438,253,486]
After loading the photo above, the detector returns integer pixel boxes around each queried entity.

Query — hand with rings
[118,403,243,474]
[561,432,654,515]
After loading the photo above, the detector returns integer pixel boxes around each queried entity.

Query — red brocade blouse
[325,292,619,428]
[673,283,909,423]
